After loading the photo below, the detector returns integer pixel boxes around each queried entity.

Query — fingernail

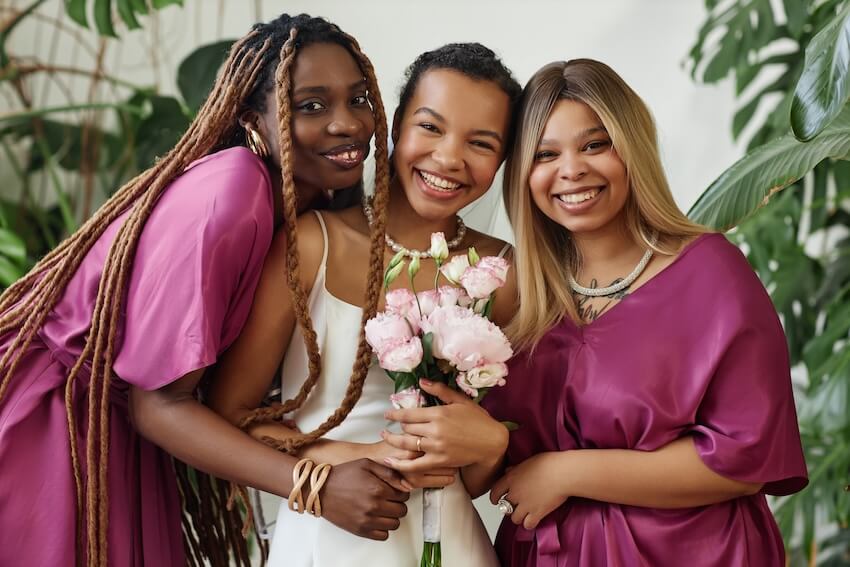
[401,480,414,491]
[420,378,433,386]
[380,430,387,438]
[383,457,395,466]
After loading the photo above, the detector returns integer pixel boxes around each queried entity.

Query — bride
[208,42,521,566]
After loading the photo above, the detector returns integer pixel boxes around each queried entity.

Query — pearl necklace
[569,248,653,297]
[361,197,467,259]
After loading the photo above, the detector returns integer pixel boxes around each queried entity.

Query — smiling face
[392,68,511,221]
[255,42,375,196]
[529,99,629,236]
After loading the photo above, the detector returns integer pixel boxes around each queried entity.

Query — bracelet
[288,458,314,513]
[305,463,333,518]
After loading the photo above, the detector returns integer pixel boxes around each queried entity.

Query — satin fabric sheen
[483,233,808,567]
[0,147,273,566]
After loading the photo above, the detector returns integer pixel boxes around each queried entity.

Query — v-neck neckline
[572,232,715,330]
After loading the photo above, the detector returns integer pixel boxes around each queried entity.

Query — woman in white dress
[208,43,521,566]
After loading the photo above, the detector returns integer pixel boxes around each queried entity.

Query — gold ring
[416,436,422,452]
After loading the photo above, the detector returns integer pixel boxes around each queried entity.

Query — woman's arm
[490,436,763,530]
[206,216,368,465]
[129,368,411,540]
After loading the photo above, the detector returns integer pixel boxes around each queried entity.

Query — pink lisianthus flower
[440,255,470,284]
[421,305,513,371]
[456,363,508,398]
[436,285,471,308]
[390,386,426,410]
[429,233,449,262]
[416,289,441,317]
[385,288,421,333]
[460,264,506,299]
[476,256,510,282]
[379,337,424,372]
[365,312,414,353]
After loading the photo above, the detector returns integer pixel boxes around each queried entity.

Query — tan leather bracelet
[305,463,332,517]
[288,458,315,513]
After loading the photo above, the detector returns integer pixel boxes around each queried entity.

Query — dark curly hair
[394,42,523,148]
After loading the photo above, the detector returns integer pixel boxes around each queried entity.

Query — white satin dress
[266,211,499,567]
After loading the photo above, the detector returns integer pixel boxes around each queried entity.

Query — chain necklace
[361,196,466,259]
[569,248,653,297]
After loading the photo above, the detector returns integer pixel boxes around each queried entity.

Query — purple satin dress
[0,147,273,566]
[483,233,808,567]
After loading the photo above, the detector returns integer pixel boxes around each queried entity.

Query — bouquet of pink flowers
[365,233,513,567]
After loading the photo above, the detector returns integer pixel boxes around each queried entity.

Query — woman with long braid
[0,14,411,567]
[208,42,522,566]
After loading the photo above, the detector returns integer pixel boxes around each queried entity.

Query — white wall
[7,0,743,236]
[7,0,745,544]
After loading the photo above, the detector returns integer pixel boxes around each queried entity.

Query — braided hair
[0,13,389,567]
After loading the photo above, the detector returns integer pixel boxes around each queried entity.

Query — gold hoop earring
[244,125,270,159]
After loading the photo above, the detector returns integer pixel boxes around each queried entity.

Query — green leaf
[134,95,190,168]
[501,421,519,432]
[151,0,182,8]
[117,0,141,29]
[703,33,739,82]
[0,255,24,287]
[65,0,88,28]
[0,228,26,260]
[422,332,435,365]
[129,0,148,14]
[94,0,118,37]
[689,104,850,230]
[783,0,807,39]
[791,2,850,140]
[732,96,761,140]
[176,40,235,114]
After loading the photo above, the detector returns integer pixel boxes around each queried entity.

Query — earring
[244,124,270,159]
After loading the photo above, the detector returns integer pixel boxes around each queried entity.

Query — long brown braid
[237,29,391,454]
[0,13,387,567]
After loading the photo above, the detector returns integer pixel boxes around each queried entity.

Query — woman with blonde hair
[384,59,808,566]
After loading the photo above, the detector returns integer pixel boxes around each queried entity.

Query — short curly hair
[394,42,522,149]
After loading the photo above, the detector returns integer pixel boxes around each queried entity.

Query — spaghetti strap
[311,210,330,271]
[497,243,512,259]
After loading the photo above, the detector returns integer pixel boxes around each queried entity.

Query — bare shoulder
[464,227,512,258]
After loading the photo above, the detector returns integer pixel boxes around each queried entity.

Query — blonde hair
[504,59,705,349]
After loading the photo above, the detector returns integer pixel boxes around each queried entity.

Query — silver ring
[496,493,514,515]
[416,436,422,452]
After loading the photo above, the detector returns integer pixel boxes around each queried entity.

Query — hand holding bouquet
[365,233,513,567]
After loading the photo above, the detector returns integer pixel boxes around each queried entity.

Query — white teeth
[419,170,462,191]
[557,188,600,204]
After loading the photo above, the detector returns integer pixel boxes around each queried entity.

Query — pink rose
[476,256,510,282]
[390,386,426,409]
[460,265,506,299]
[436,285,471,308]
[378,337,424,372]
[366,312,413,353]
[421,305,513,371]
[440,255,470,284]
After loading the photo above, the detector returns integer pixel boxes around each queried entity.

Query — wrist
[481,425,509,468]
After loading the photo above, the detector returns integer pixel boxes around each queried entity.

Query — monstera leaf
[688,104,850,230]
[791,2,850,140]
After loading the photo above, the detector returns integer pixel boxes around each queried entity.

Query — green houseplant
[687,1,850,563]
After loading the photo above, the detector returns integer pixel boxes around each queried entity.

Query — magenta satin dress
[482,233,808,567]
[0,147,273,566]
